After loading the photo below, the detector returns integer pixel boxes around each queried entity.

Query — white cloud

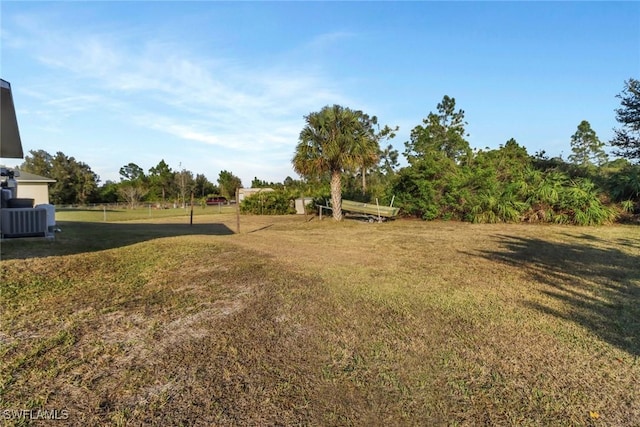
[3,8,367,184]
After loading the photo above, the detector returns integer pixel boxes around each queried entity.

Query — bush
[239,190,296,215]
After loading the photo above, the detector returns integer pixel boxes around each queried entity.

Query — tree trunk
[361,166,367,195]
[330,170,343,221]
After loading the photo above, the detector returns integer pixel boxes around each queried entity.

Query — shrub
[239,190,296,215]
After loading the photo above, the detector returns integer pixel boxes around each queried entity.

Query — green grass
[1,215,639,425]
[55,204,236,222]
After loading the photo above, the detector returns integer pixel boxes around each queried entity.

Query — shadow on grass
[477,235,640,356]
[1,220,234,260]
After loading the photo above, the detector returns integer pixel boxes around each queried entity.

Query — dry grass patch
[1,216,639,425]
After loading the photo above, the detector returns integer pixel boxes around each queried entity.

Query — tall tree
[20,150,99,205]
[118,162,147,208]
[217,170,243,200]
[292,104,379,220]
[20,149,53,178]
[404,95,470,164]
[96,180,119,204]
[355,112,398,195]
[148,160,174,206]
[569,120,607,166]
[379,144,400,176]
[610,78,640,163]
[119,163,145,181]
[118,183,148,209]
[175,168,195,207]
[194,173,216,198]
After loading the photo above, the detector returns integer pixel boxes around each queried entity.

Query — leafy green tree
[569,120,607,166]
[607,164,640,211]
[353,112,398,195]
[250,177,283,189]
[96,180,119,204]
[148,160,174,206]
[217,170,243,200]
[393,151,461,220]
[292,105,381,220]
[379,144,400,176]
[119,163,145,181]
[610,78,640,163]
[175,168,195,207]
[282,176,310,195]
[194,173,216,198]
[395,96,472,220]
[404,95,470,164]
[20,149,53,178]
[21,150,98,205]
[118,162,147,208]
[50,152,98,205]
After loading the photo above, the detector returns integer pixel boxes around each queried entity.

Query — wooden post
[235,187,240,234]
[302,192,308,222]
[190,192,194,225]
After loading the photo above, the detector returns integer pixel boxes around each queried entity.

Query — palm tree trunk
[330,170,343,221]
[361,166,367,195]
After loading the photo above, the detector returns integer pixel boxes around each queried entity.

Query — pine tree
[569,120,607,166]
[610,78,640,163]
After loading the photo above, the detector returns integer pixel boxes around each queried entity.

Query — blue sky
[1,1,638,186]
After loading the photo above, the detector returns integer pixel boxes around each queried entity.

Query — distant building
[237,187,274,202]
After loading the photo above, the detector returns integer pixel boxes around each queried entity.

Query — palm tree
[292,105,378,221]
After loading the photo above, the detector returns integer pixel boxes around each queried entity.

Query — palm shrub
[239,190,296,215]
[467,185,528,223]
[556,179,617,225]
[523,170,565,222]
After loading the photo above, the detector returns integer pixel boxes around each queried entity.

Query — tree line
[18,153,245,208]
[18,78,640,224]
[290,78,639,224]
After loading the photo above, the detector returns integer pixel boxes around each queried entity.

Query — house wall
[17,182,50,205]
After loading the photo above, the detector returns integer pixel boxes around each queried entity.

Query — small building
[237,187,274,202]
[16,170,55,205]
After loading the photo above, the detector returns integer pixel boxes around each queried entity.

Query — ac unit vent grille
[1,208,47,237]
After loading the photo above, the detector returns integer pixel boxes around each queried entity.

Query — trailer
[341,199,400,222]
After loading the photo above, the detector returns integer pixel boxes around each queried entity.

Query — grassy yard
[1,214,639,426]
[55,204,236,223]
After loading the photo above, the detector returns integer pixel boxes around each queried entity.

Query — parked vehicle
[206,197,227,205]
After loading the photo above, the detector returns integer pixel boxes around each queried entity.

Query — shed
[238,187,274,202]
